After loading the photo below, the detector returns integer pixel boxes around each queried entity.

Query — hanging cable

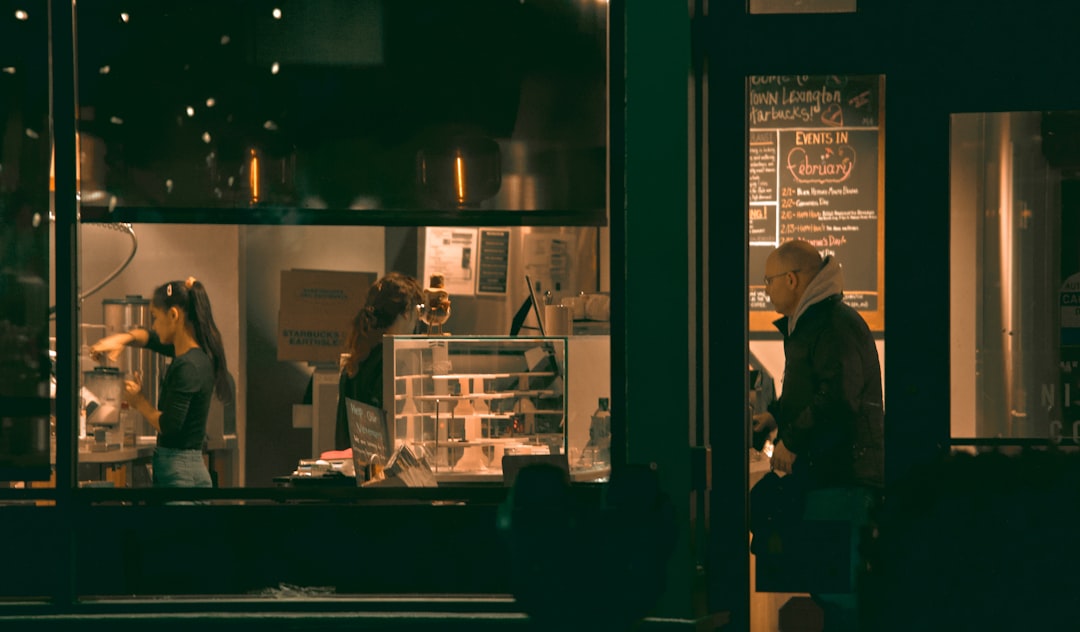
[49,221,138,318]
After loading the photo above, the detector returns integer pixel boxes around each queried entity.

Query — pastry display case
[384,335,611,482]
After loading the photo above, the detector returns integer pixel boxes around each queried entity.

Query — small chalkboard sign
[345,397,390,476]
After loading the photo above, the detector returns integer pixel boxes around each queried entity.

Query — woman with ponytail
[334,273,423,451]
[90,276,233,488]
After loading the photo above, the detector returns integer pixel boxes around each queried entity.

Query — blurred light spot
[272,7,282,19]
[220,34,230,45]
[271,62,280,75]
[108,196,118,212]
[15,10,29,20]
[227,176,235,187]
[205,97,216,107]
[186,106,195,117]
[25,128,39,139]
[2,67,15,74]
[99,65,110,74]
[120,12,129,23]
[201,132,212,144]
[213,187,223,199]
[165,179,174,193]
[206,152,216,167]
[32,212,42,228]
[110,116,123,125]
[263,120,278,131]
[82,191,106,202]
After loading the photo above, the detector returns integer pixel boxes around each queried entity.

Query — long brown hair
[343,273,423,377]
[152,278,234,404]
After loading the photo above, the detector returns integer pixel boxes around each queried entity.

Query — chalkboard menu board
[346,397,391,471]
[748,75,884,331]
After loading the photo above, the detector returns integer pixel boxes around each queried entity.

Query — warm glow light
[15,10,28,20]
[120,12,129,23]
[186,106,195,117]
[455,152,466,204]
[2,67,14,74]
[249,150,260,204]
[220,35,231,45]
[272,7,282,19]
[271,62,280,75]
[263,120,278,131]
[109,116,123,125]
[201,132,212,144]
[99,65,110,74]
[205,97,216,107]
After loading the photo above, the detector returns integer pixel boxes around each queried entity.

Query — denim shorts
[153,447,213,488]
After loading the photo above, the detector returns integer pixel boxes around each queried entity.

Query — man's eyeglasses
[763,269,800,286]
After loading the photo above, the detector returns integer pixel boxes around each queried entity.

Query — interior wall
[241,225,384,486]
[77,223,242,480]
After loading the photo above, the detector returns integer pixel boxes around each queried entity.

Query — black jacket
[334,343,384,451]
[769,294,884,489]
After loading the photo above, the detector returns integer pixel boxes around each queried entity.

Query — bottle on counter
[119,402,136,447]
[582,397,611,467]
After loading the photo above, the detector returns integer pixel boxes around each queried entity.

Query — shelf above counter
[79,205,608,227]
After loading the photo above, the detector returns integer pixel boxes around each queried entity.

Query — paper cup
[544,304,572,335]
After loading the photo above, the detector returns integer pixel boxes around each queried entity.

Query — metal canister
[103,295,165,438]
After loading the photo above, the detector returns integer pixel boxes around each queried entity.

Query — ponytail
[153,278,234,404]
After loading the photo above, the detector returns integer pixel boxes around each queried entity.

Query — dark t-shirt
[145,331,213,450]
[334,343,384,451]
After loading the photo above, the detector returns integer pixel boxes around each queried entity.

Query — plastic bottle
[120,402,136,447]
[589,397,611,466]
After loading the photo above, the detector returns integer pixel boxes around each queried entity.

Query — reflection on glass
[1,0,52,484]
[75,0,607,211]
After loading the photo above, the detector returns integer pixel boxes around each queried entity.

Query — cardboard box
[277,269,378,363]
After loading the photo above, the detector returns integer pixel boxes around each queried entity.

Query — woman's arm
[124,377,163,432]
[89,328,147,362]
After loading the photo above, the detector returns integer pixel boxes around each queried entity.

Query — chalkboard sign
[345,397,391,473]
[748,74,884,331]
[477,228,510,295]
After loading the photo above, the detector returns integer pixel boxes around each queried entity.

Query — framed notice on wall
[748,74,885,332]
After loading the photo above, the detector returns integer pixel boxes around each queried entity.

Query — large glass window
[69,0,610,492]
[1,1,52,485]
[950,111,1076,443]
[1,0,59,602]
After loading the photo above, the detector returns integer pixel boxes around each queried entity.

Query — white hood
[787,255,844,335]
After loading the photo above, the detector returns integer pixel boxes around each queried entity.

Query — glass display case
[384,335,611,482]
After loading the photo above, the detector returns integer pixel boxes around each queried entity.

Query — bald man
[754,239,883,488]
[753,240,884,631]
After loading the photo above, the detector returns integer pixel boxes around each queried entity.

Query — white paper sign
[423,227,478,296]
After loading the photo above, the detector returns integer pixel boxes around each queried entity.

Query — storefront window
[950,111,1078,443]
[69,0,609,490]
[1,0,52,486]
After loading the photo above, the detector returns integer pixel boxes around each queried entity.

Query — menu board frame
[748,74,885,332]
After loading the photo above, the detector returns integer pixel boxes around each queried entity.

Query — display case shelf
[80,205,608,227]
[386,335,568,480]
